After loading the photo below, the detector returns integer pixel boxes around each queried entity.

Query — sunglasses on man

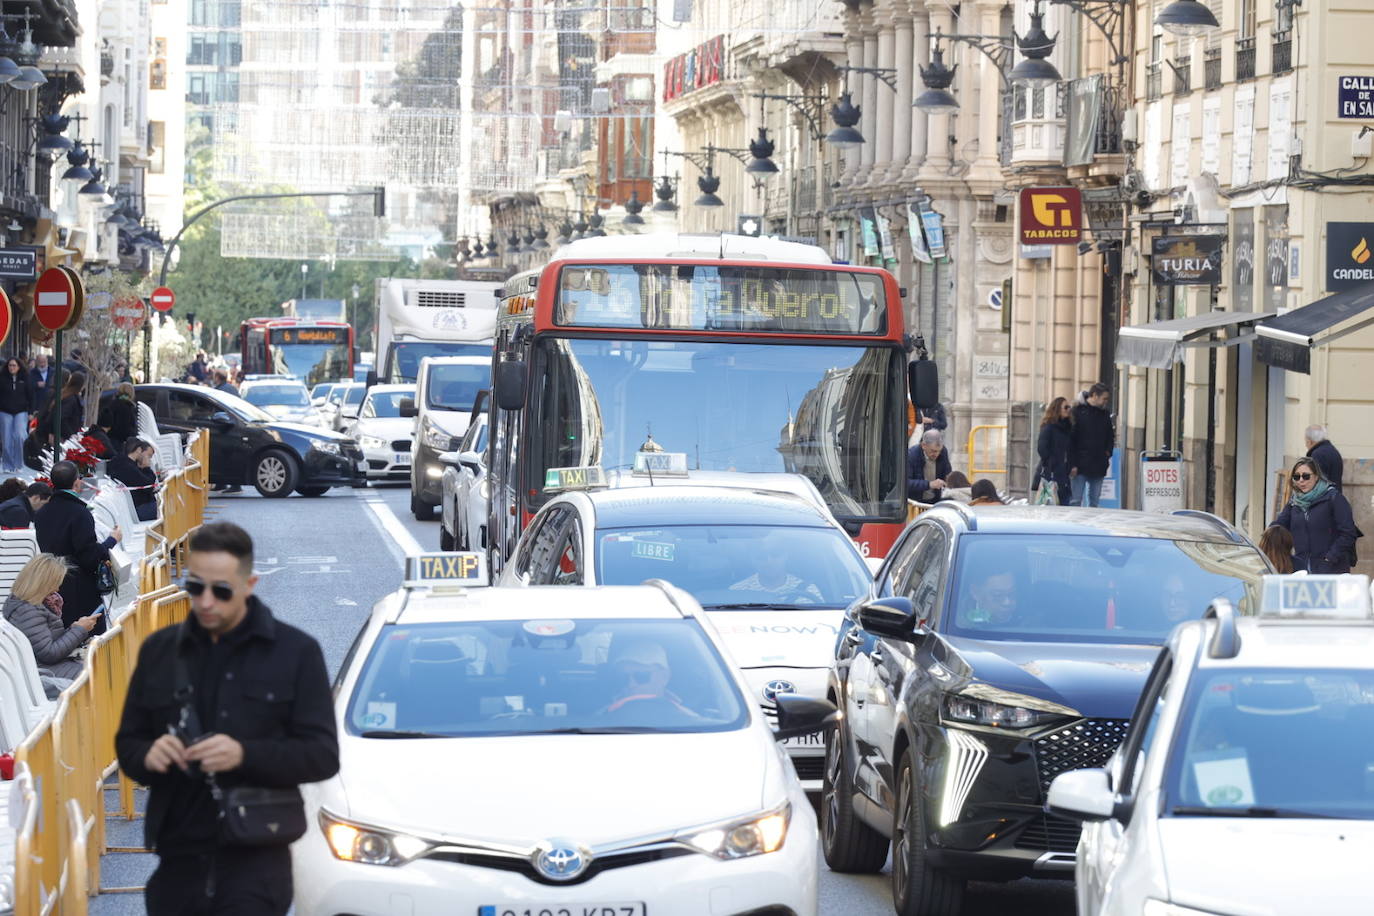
[184,576,235,602]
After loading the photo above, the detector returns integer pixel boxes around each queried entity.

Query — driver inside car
[728,532,823,604]
[603,641,698,718]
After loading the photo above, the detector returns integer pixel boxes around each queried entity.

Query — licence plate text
[782,732,825,748]
[393,452,410,465]
[479,906,645,916]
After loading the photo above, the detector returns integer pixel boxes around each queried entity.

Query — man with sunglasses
[115,522,338,915]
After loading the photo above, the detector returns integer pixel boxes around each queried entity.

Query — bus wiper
[1171,805,1339,819]
[703,602,822,610]
[359,729,448,739]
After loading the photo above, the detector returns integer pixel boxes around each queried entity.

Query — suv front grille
[1032,718,1129,795]
[792,756,825,782]
[1015,814,1081,853]
[391,440,411,452]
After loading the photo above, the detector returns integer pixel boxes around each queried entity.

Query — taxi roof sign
[1259,574,1373,621]
[544,466,606,491]
[632,451,690,477]
[404,552,488,589]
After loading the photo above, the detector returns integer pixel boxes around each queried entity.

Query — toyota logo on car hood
[763,679,796,703]
[533,841,590,881]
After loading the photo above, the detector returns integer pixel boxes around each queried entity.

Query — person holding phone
[1,553,98,682]
[34,460,121,635]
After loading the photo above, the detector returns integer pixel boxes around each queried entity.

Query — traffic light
[373,186,386,218]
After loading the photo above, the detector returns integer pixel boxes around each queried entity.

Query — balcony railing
[1204,48,1221,90]
[1236,37,1256,81]
[1272,31,1292,74]
[1146,62,1162,102]
[1173,56,1191,96]
[794,165,817,213]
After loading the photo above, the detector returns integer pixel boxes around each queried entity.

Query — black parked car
[823,504,1269,916]
[132,383,367,497]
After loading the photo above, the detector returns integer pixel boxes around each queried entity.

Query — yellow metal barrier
[967,424,1008,480]
[11,432,206,913]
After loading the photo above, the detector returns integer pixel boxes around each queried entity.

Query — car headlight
[320,810,431,866]
[1143,901,1225,916]
[941,688,1076,730]
[423,424,455,451]
[360,434,387,449]
[677,801,790,860]
[311,440,342,456]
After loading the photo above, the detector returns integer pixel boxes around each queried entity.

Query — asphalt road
[92,483,1074,916]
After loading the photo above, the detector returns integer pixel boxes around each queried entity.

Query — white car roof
[1191,617,1374,670]
[600,470,828,511]
[366,384,415,396]
[391,583,695,625]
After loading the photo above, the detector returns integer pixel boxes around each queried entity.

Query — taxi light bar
[544,465,606,491]
[403,551,488,588]
[632,451,690,477]
[1258,574,1373,621]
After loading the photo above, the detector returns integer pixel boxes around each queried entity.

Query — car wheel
[411,490,435,521]
[253,450,299,498]
[439,525,455,551]
[822,718,889,873]
[296,486,329,497]
[892,750,964,916]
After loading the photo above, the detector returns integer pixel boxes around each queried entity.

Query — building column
[857,5,880,182]
[890,3,914,185]
[842,5,865,182]
[920,4,953,172]
[972,0,1003,177]
[906,3,930,180]
[869,8,896,188]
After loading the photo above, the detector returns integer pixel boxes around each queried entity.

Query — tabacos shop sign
[1325,222,1374,292]
[1018,187,1083,244]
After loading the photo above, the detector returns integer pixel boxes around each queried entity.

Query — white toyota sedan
[293,553,827,916]
[348,383,417,480]
[1049,574,1374,916]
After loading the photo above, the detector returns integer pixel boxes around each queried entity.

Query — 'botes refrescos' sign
[1018,187,1083,245]
[1151,235,1224,286]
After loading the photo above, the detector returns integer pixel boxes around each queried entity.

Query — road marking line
[360,492,424,559]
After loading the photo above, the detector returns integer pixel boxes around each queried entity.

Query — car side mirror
[495,360,526,411]
[1046,768,1125,822]
[857,596,923,641]
[210,411,235,428]
[399,397,417,418]
[771,694,840,742]
[437,450,462,469]
[458,449,483,472]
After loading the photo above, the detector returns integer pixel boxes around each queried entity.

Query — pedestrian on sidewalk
[1259,525,1295,574]
[115,522,338,916]
[1070,383,1114,507]
[1272,458,1358,574]
[1304,425,1343,490]
[907,428,951,502]
[970,479,1005,506]
[1036,396,1074,506]
[0,357,34,473]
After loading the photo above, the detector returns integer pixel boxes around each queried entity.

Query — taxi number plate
[478,906,646,916]
[782,733,825,748]
[393,452,409,465]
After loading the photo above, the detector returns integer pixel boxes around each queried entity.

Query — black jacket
[115,598,339,853]
[28,365,52,399]
[107,453,157,507]
[34,489,114,626]
[1037,418,1073,483]
[0,371,33,414]
[39,394,85,442]
[1070,395,1115,479]
[1274,487,1358,574]
[84,426,116,460]
[0,493,34,528]
[917,402,948,432]
[1307,439,1343,490]
[105,397,137,446]
[906,445,952,501]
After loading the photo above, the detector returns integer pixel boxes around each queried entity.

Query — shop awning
[1115,310,1275,369]
[1255,281,1374,374]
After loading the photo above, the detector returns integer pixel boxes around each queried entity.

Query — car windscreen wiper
[1171,805,1340,819]
[358,729,449,739]
[702,602,829,610]
[537,726,657,735]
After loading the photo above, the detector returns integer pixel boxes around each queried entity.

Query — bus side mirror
[399,397,417,418]
[495,361,526,411]
[909,358,939,411]
[365,370,378,388]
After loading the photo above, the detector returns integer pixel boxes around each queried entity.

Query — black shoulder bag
[172,646,307,847]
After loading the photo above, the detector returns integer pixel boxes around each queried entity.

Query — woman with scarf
[1272,457,1358,574]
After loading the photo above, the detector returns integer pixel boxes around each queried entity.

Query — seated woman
[940,471,973,504]
[1,553,100,682]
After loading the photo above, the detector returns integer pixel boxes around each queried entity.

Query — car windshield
[1167,668,1374,820]
[365,389,414,418]
[243,384,310,408]
[597,525,872,608]
[944,534,1267,645]
[311,384,335,400]
[391,342,490,382]
[426,363,487,410]
[530,337,905,520]
[346,617,749,737]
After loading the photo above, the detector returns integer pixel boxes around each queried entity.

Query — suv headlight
[320,810,431,866]
[422,423,455,451]
[677,801,790,860]
[311,440,342,456]
[359,434,387,449]
[941,688,1077,730]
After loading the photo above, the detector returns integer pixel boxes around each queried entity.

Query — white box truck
[371,277,501,384]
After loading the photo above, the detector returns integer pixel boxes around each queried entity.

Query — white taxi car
[496,460,874,791]
[347,383,417,480]
[1048,574,1374,916]
[293,552,827,916]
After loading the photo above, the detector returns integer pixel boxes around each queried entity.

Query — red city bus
[240,317,355,387]
[483,235,914,572]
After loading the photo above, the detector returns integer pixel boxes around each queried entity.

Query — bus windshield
[269,341,351,387]
[529,337,905,520]
[391,342,491,382]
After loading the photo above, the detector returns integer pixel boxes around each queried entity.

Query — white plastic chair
[136,401,160,439]
[0,620,48,712]
[0,531,39,604]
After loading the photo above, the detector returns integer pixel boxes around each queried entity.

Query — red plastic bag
[0,753,14,780]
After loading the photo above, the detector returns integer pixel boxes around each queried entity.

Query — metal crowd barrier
[9,431,208,914]
[967,424,1008,480]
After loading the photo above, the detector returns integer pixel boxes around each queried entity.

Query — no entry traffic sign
[112,296,146,331]
[151,286,175,312]
[34,267,78,331]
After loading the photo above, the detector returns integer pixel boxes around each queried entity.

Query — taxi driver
[962,570,1018,627]
[729,532,823,604]
[604,642,697,718]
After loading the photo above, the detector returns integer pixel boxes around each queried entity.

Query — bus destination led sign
[274,327,349,344]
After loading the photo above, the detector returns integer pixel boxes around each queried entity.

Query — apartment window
[149,121,166,172]
[1272,0,1294,74]
[1236,0,1257,80]
[1204,48,1221,89]
[1147,62,1162,102]
[1173,55,1191,96]
[150,58,166,90]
